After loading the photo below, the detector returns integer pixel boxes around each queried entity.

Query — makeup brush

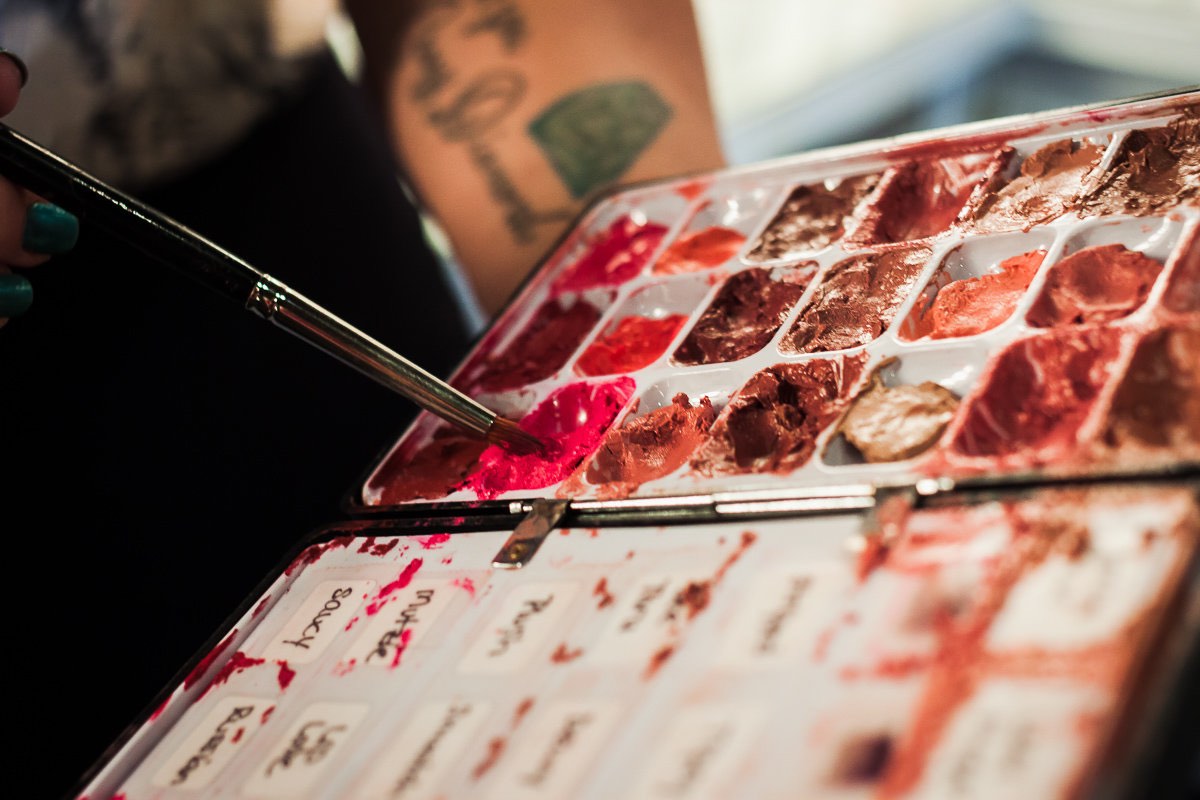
[0,123,543,455]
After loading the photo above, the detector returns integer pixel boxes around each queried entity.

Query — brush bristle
[487,417,545,456]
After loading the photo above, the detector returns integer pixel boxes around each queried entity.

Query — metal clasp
[492,499,569,569]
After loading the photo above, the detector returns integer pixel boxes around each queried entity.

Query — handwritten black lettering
[171,705,255,786]
[619,580,670,632]
[266,720,348,776]
[389,703,473,796]
[757,576,812,655]
[521,712,593,788]
[281,586,354,650]
[488,595,554,658]
[368,589,436,664]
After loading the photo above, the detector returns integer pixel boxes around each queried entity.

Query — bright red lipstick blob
[552,215,669,294]
[575,314,688,376]
[460,379,636,499]
[653,226,746,274]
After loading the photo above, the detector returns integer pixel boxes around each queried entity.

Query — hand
[1,49,80,328]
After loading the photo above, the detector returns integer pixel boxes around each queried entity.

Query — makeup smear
[1026,244,1162,328]
[1082,114,1200,216]
[1102,325,1200,452]
[949,328,1121,461]
[575,314,688,376]
[784,246,932,354]
[564,393,717,499]
[966,139,1105,232]
[552,214,669,294]
[848,152,998,247]
[673,266,811,365]
[370,427,489,505]
[748,172,883,260]
[836,371,960,463]
[461,379,635,499]
[691,355,868,476]
[907,250,1045,340]
[653,226,746,274]
[468,296,603,392]
[1161,227,1199,315]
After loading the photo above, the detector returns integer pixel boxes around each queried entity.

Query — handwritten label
[348,581,454,667]
[358,700,491,798]
[717,565,849,669]
[631,706,762,798]
[910,681,1106,800]
[459,583,577,673]
[589,574,694,665]
[487,700,620,799]
[263,580,374,664]
[243,701,368,797]
[152,695,271,790]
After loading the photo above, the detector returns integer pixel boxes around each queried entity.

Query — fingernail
[0,273,33,317]
[0,48,29,87]
[23,202,79,254]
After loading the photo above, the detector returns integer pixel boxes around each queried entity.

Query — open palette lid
[354,88,1200,517]
[78,477,1200,799]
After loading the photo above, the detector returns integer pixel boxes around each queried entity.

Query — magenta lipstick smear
[964,139,1105,232]
[673,266,812,365]
[1026,243,1162,327]
[691,355,868,476]
[783,245,931,354]
[1082,112,1200,215]
[551,214,669,294]
[747,172,883,259]
[460,379,635,500]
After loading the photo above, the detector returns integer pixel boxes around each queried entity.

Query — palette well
[364,92,1200,509]
[82,481,1200,799]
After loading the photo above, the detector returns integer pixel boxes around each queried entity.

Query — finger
[0,49,27,117]
[0,179,79,267]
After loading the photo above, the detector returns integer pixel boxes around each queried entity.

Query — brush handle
[0,123,497,437]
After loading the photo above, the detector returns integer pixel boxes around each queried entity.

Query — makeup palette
[74,90,1200,800]
[79,479,1200,798]
[362,90,1200,510]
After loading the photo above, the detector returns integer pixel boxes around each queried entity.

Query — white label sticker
[717,564,850,669]
[589,574,696,665]
[630,705,762,798]
[459,583,577,673]
[152,695,272,790]
[347,580,455,668]
[243,701,369,798]
[487,700,620,799]
[910,681,1108,800]
[262,580,375,664]
[358,699,492,798]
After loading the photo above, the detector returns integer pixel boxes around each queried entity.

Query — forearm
[344,0,725,313]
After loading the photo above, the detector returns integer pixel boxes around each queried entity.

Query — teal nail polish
[0,273,33,317]
[22,202,79,255]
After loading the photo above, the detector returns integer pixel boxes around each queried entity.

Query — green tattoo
[528,81,672,198]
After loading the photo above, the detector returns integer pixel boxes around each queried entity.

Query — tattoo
[408,1,460,102]
[427,69,526,142]
[468,142,575,242]
[463,0,526,51]
[528,81,672,198]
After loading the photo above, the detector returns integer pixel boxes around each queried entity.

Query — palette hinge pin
[493,499,570,569]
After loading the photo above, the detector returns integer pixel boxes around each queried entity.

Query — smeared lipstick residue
[261,705,275,725]
[149,695,171,722]
[286,536,355,576]
[365,559,424,615]
[575,314,688,376]
[594,577,615,609]
[371,426,490,504]
[965,139,1104,232]
[654,226,746,274]
[230,726,245,744]
[674,266,811,364]
[1027,244,1162,327]
[514,697,535,726]
[1163,226,1199,314]
[691,356,868,476]
[202,652,266,697]
[333,659,357,677]
[344,616,360,632]
[644,645,677,679]
[184,630,237,690]
[550,643,584,663]
[276,660,296,690]
[252,595,272,619]
[1102,325,1200,452]
[564,393,716,499]
[460,379,635,499]
[390,629,414,669]
[357,537,400,557]
[1082,114,1200,215]
[472,737,507,781]
[417,533,452,549]
[552,214,669,294]
[452,576,477,598]
[674,179,709,201]
[905,249,1045,340]
[677,581,711,620]
[748,172,883,259]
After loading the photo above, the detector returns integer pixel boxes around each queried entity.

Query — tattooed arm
[344,0,724,314]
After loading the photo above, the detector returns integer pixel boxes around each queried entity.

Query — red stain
[856,536,891,582]
[286,536,355,575]
[840,655,929,681]
[390,629,414,669]
[441,557,454,564]
[261,705,275,725]
[714,531,757,583]
[644,644,676,679]
[472,737,507,780]
[675,179,709,200]
[149,695,171,722]
[333,659,357,677]
[344,615,360,632]
[550,643,584,663]
[184,630,238,690]
[677,581,712,620]
[626,550,636,560]
[513,697,535,727]
[593,577,615,609]
[276,660,296,690]
[202,651,266,697]
[252,595,272,618]
[418,533,452,550]
[231,726,245,744]
[452,576,477,598]
[366,559,425,615]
